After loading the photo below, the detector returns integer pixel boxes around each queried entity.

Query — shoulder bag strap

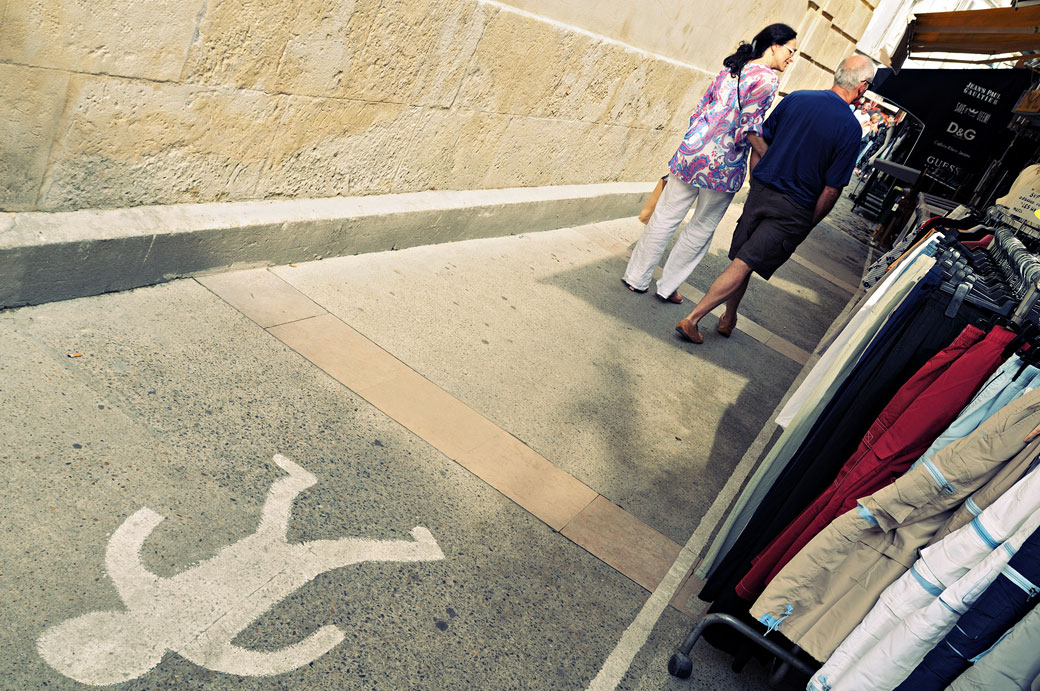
[735,67,743,113]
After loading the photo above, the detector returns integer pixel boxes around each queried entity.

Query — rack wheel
[667,653,692,679]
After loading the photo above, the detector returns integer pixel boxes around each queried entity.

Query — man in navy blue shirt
[676,55,874,344]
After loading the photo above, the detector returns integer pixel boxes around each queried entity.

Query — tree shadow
[530,211,868,545]
[532,252,811,545]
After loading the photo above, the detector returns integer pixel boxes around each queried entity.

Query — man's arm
[812,185,842,227]
[746,134,768,175]
[746,134,768,160]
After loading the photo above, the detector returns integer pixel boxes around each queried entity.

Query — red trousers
[735,324,1017,600]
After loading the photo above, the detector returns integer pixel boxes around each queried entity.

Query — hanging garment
[697,253,941,585]
[932,424,1040,544]
[961,234,994,251]
[700,278,984,605]
[840,522,1038,691]
[895,525,1040,690]
[736,324,1011,600]
[749,384,1040,662]
[777,236,942,428]
[701,288,994,655]
[861,229,940,290]
[946,601,1040,690]
[808,439,1040,690]
[915,356,1040,469]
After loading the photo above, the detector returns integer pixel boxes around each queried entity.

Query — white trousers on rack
[623,174,734,298]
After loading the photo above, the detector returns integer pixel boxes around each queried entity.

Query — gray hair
[833,56,875,90]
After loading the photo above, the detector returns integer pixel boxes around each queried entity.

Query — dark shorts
[728,179,814,280]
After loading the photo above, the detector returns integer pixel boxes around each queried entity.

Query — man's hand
[812,186,843,227]
[746,134,768,175]
[746,134,769,160]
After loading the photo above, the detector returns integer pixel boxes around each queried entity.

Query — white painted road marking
[38,454,445,685]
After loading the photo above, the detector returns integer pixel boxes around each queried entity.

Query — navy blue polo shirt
[752,89,862,209]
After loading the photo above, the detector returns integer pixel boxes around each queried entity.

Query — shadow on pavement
[536,254,805,545]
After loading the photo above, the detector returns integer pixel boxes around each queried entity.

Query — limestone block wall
[2,0,874,212]
[490,0,807,74]
[781,0,880,92]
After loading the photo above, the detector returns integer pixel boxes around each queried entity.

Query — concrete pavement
[1,197,870,689]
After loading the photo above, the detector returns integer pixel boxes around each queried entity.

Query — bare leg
[683,259,753,326]
[675,260,753,344]
[713,271,752,337]
[723,272,752,320]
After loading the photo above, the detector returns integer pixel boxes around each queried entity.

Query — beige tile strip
[574,226,811,365]
[457,432,599,533]
[561,496,682,592]
[199,268,681,591]
[669,570,708,618]
[762,333,812,366]
[268,313,413,392]
[676,284,811,366]
[197,268,327,328]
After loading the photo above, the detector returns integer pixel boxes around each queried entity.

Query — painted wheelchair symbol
[38,454,444,685]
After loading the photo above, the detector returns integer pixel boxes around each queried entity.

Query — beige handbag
[638,174,669,224]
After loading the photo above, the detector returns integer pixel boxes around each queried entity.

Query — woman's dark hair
[723,23,798,76]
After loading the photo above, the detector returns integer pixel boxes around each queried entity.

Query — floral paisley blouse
[668,63,779,193]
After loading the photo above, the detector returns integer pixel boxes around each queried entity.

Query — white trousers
[623,174,734,298]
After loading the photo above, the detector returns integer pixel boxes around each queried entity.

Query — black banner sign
[871,68,1032,197]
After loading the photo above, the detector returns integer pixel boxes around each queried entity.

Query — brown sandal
[675,319,704,344]
[717,314,737,337]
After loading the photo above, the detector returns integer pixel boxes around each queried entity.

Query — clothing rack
[1012,279,1040,327]
[667,211,1040,686]
[987,206,1040,328]
[985,206,1040,247]
[990,227,1040,301]
[977,226,1040,326]
[667,614,816,683]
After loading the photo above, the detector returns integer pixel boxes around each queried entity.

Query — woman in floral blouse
[623,24,798,303]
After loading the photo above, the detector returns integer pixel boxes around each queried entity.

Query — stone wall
[781,0,880,92]
[1,0,876,212]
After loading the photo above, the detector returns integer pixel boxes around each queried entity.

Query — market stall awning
[892,4,1040,67]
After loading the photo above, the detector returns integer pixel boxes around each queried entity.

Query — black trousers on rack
[698,275,992,652]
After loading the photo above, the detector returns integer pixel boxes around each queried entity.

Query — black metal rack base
[667,613,817,685]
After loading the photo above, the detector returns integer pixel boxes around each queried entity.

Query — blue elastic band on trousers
[910,565,943,596]
[971,517,1000,549]
[970,629,1014,663]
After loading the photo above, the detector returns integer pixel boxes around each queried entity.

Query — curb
[0,183,648,309]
